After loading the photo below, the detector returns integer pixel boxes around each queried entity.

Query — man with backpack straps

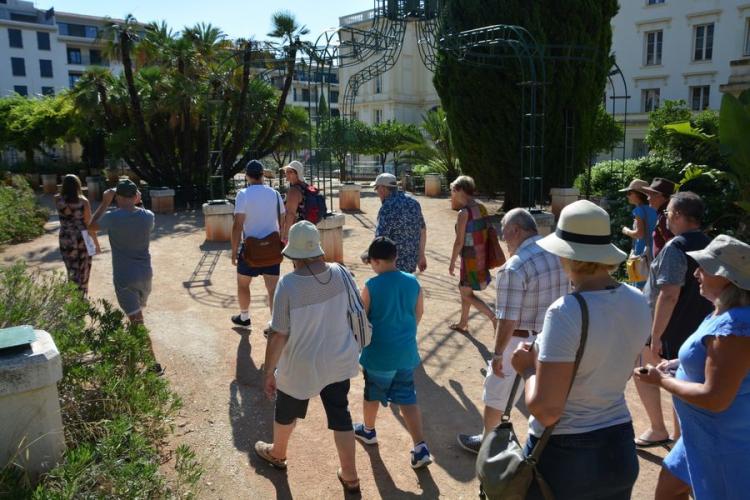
[280,160,327,240]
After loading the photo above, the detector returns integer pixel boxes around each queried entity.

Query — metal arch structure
[606,61,631,185]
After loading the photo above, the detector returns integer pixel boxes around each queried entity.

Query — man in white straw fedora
[256,220,361,494]
[510,200,651,499]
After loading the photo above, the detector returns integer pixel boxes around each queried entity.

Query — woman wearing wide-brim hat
[511,200,652,499]
[254,220,362,494]
[620,179,658,288]
[634,235,750,500]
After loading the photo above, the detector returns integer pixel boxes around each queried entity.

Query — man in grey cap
[89,179,158,368]
[368,173,427,273]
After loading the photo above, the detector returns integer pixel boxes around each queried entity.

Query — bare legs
[655,467,691,500]
[363,400,425,446]
[455,286,496,330]
[237,274,279,313]
[483,406,503,436]
[634,346,671,443]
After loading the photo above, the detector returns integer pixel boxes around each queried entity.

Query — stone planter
[149,188,175,214]
[531,211,555,236]
[202,200,234,242]
[41,174,58,194]
[550,187,580,219]
[424,173,442,197]
[85,176,102,201]
[317,213,346,264]
[339,183,361,211]
[0,329,65,481]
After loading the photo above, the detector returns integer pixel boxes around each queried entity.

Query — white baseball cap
[370,173,398,189]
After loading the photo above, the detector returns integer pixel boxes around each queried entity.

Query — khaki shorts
[115,279,152,317]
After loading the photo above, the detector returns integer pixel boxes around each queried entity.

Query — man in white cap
[369,173,427,274]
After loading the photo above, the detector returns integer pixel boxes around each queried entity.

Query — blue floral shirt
[375,191,426,273]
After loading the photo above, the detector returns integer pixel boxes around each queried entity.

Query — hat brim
[281,243,325,260]
[618,186,648,195]
[640,186,669,197]
[536,232,627,266]
[687,249,750,290]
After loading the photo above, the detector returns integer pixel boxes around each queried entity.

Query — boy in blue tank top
[353,237,432,468]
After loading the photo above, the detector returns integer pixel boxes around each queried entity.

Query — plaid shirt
[495,235,570,332]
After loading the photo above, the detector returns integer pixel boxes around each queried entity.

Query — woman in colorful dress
[55,174,99,295]
[448,176,497,334]
[634,235,750,500]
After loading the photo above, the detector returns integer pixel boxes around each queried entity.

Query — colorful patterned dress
[56,197,92,295]
[459,202,491,291]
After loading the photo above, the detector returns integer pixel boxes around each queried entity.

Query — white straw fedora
[687,235,750,290]
[282,221,325,260]
[537,200,627,265]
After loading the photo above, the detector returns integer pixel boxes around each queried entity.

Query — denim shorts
[237,244,280,277]
[275,379,353,431]
[524,422,638,500]
[363,368,417,406]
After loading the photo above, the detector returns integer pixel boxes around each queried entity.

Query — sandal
[634,437,673,448]
[337,468,361,494]
[449,323,470,334]
[254,441,287,469]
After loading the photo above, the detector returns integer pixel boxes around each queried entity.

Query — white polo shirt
[234,184,285,239]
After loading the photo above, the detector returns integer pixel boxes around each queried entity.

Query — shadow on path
[361,444,440,498]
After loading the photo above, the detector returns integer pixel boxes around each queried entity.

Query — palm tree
[420,108,460,181]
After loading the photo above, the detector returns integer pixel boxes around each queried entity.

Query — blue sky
[36,0,374,40]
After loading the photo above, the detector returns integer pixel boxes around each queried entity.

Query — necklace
[303,261,332,285]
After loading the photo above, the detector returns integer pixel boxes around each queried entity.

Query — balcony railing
[339,10,375,27]
[67,55,110,67]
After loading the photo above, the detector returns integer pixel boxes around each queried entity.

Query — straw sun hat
[537,200,627,266]
[282,220,325,260]
[687,235,750,291]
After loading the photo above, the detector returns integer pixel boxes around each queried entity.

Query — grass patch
[0,176,48,246]
[0,264,202,498]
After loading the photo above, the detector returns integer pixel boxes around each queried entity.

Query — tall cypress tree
[433,0,618,209]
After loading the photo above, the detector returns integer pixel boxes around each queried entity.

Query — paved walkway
[2,191,672,498]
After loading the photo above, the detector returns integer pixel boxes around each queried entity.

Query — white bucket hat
[280,160,305,182]
[537,200,627,265]
[282,220,325,260]
[687,234,750,290]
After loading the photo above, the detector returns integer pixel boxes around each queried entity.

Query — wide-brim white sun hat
[282,220,325,260]
[537,199,627,266]
[687,234,750,290]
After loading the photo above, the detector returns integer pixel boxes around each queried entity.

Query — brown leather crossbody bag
[243,193,283,267]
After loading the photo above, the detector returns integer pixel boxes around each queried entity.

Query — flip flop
[634,437,673,448]
[337,468,361,495]
[254,441,287,469]
[449,323,470,334]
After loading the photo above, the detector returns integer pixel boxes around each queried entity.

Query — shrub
[0,264,202,498]
[0,176,48,246]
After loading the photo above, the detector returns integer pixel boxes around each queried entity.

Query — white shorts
[482,335,527,411]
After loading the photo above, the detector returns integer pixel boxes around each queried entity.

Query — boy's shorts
[363,368,417,406]
[114,278,152,317]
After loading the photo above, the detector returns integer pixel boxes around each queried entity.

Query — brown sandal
[254,441,287,469]
[337,468,360,494]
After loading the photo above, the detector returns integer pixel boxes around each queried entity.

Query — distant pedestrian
[620,178,657,288]
[56,174,100,295]
[368,173,427,274]
[280,160,326,235]
[642,177,677,257]
[230,160,285,330]
[635,235,750,500]
[353,237,432,469]
[448,175,501,334]
[256,221,361,494]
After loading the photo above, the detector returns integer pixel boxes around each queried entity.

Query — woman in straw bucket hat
[254,221,362,494]
[620,179,658,288]
[510,200,651,499]
[634,235,750,500]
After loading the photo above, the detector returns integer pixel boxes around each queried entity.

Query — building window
[41,86,55,96]
[39,59,53,78]
[10,13,37,23]
[642,88,660,112]
[68,72,82,88]
[375,75,383,94]
[647,0,665,4]
[37,31,50,50]
[374,109,383,125]
[690,85,710,111]
[90,49,103,65]
[693,23,714,61]
[330,90,339,102]
[645,30,663,66]
[13,85,28,96]
[11,57,26,76]
[292,87,298,101]
[301,88,310,102]
[744,19,750,56]
[58,23,98,38]
[8,28,23,48]
[632,138,648,158]
[67,48,82,65]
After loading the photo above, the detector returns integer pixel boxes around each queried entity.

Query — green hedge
[0,264,202,498]
[0,176,48,246]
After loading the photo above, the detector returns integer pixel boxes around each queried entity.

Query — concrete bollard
[202,200,234,242]
[550,187,580,220]
[424,173,442,197]
[317,213,346,264]
[0,329,65,482]
[86,176,102,201]
[149,188,175,214]
[339,184,361,211]
[532,211,556,236]
[41,174,58,194]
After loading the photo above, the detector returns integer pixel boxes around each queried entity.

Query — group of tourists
[53,160,750,499]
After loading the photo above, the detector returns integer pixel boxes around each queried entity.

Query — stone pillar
[149,188,175,214]
[202,200,234,242]
[720,59,750,97]
[317,213,346,264]
[41,174,58,194]
[424,173,442,197]
[532,211,555,236]
[0,329,65,481]
[550,187,580,219]
[339,184,361,211]
[86,176,102,201]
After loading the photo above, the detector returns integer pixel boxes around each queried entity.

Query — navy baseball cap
[245,159,264,177]
[115,179,138,197]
